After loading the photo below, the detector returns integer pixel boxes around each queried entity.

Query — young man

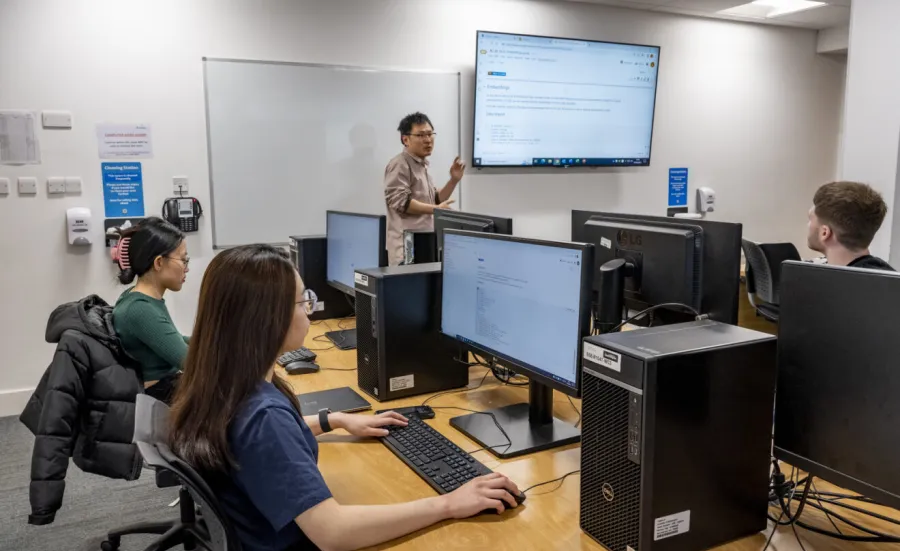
[384,112,465,265]
[807,181,894,271]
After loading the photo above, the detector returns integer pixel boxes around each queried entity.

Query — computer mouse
[476,491,526,516]
[374,405,435,419]
[284,361,320,375]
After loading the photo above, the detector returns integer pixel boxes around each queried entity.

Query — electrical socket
[65,176,82,193]
[18,177,37,195]
[173,176,189,195]
[47,177,66,194]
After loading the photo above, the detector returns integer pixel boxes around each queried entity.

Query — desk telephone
[162,197,203,232]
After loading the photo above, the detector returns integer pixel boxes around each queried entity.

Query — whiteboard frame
[202,56,463,249]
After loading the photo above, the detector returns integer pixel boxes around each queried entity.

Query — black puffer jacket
[19,295,144,525]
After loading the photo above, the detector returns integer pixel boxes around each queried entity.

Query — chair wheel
[100,540,120,551]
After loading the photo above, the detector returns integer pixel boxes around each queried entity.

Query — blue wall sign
[102,162,145,217]
[668,168,688,207]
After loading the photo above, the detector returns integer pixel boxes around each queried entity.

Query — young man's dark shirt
[847,255,895,271]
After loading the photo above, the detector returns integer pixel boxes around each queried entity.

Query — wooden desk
[285,320,898,551]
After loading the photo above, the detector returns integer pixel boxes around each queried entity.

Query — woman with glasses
[112,216,191,404]
[168,244,520,551]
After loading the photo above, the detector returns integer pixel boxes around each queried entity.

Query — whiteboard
[203,58,461,247]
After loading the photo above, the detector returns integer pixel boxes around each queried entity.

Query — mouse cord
[522,470,581,495]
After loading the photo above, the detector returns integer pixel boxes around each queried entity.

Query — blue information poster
[668,168,688,207]
[102,162,145,217]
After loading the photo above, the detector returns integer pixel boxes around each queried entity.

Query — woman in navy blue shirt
[167,245,520,551]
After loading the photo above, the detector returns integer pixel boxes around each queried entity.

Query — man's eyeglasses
[407,132,437,140]
[297,288,318,315]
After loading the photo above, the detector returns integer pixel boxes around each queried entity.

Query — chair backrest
[742,240,773,302]
[133,395,243,551]
[133,394,169,445]
[758,242,802,304]
[158,443,243,551]
[743,239,802,305]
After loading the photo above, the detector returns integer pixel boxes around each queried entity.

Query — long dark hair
[117,217,184,284]
[168,244,302,472]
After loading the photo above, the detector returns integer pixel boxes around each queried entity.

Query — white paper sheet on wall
[0,111,41,165]
[96,123,153,159]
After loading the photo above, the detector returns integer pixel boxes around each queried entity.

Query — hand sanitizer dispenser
[67,207,92,245]
[698,187,716,213]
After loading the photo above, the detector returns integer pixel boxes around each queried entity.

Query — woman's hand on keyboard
[334,411,408,437]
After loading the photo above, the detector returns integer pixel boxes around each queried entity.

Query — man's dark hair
[398,112,433,138]
[813,181,888,251]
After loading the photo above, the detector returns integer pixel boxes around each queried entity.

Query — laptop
[297,386,372,416]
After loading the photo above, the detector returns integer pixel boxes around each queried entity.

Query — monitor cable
[607,303,704,334]
[766,464,900,543]
[566,395,581,427]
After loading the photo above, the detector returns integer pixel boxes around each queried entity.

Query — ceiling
[564,0,851,29]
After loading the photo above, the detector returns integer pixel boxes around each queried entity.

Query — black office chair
[101,395,242,551]
[741,239,801,323]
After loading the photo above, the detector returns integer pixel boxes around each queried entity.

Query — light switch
[0,178,9,195]
[65,176,82,193]
[41,111,73,129]
[47,177,66,194]
[18,177,37,195]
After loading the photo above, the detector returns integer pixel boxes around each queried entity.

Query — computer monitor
[582,215,703,333]
[774,261,900,509]
[572,210,742,325]
[440,229,594,458]
[433,209,513,259]
[325,211,387,349]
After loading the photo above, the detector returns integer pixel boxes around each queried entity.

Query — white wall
[0,0,844,414]
[817,25,850,54]
[840,0,900,262]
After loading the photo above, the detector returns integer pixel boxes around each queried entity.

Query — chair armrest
[155,467,181,488]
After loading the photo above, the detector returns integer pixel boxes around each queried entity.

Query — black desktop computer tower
[580,320,776,551]
[289,235,354,321]
[403,230,438,265]
[353,263,467,401]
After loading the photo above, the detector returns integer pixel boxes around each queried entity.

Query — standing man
[807,181,894,270]
[384,112,465,265]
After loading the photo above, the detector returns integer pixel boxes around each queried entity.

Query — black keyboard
[381,415,492,494]
[277,347,317,366]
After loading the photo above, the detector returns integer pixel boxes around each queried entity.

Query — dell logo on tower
[602,483,615,502]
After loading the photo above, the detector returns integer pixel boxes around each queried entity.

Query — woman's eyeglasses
[297,288,318,315]
[165,255,190,268]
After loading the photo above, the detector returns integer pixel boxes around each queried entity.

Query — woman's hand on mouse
[441,473,521,518]
[332,411,408,437]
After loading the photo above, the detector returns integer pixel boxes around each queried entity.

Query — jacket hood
[45,295,119,350]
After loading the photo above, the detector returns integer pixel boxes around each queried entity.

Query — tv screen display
[473,31,661,168]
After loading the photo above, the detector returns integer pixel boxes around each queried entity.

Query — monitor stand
[324,328,357,351]
[449,381,580,459]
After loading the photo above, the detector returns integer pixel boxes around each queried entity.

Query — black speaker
[289,235,353,321]
[580,321,776,551]
[403,230,438,265]
[354,263,467,401]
